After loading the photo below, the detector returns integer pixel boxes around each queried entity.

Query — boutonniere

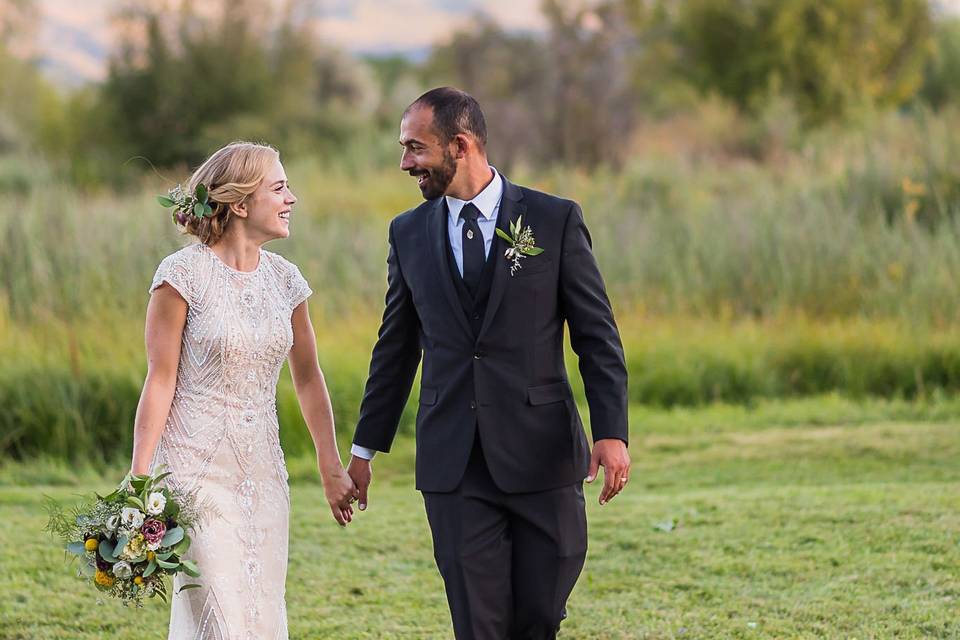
[496,215,544,276]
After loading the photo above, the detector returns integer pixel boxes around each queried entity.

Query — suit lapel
[427,197,474,337]
[477,178,525,343]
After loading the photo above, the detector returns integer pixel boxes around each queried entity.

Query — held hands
[586,438,631,505]
[346,456,372,512]
[320,462,360,526]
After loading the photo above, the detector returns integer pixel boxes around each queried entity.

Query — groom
[348,87,630,639]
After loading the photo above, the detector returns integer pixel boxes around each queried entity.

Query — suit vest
[443,216,498,337]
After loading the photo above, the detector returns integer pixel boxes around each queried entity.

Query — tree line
[0,0,957,184]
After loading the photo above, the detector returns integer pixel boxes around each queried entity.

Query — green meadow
[2,398,959,638]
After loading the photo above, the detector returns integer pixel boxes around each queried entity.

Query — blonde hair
[182,141,279,245]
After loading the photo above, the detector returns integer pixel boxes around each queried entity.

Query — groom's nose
[400,149,416,171]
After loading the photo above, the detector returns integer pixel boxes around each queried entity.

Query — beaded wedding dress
[148,243,311,640]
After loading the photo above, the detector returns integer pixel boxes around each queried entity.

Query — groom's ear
[452,133,470,159]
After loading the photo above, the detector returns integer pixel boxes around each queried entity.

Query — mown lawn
[1,398,959,639]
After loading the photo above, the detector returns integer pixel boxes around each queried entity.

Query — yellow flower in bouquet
[94,570,115,588]
[120,533,147,563]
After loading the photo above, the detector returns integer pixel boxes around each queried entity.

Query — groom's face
[399,106,458,200]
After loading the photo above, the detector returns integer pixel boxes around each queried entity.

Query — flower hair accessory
[157,183,213,226]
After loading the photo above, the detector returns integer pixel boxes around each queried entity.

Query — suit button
[470,401,476,409]
[473,313,480,320]
[474,352,482,359]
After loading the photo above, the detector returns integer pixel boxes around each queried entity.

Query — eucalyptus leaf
[495,228,514,244]
[180,559,201,578]
[195,183,208,204]
[143,560,157,578]
[193,202,205,217]
[156,557,179,570]
[79,562,95,578]
[156,551,173,561]
[156,589,167,603]
[66,541,86,556]
[522,247,544,256]
[203,203,213,217]
[112,535,129,559]
[173,536,191,556]
[178,583,202,592]
[98,540,118,563]
[126,495,145,511]
[157,196,175,208]
[161,526,184,547]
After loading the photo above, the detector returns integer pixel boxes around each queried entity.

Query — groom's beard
[413,150,457,200]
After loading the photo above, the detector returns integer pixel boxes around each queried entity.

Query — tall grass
[4,109,960,463]
[4,313,960,463]
[3,109,960,323]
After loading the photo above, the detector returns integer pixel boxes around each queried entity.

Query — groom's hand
[586,438,631,505]
[347,455,372,511]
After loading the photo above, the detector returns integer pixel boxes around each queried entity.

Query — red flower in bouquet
[141,518,167,547]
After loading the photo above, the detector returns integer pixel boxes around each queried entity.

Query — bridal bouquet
[45,470,205,606]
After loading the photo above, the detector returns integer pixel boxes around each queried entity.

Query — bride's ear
[229,201,247,218]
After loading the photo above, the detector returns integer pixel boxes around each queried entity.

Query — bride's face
[238,158,297,241]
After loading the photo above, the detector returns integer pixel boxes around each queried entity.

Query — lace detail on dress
[150,251,195,304]
[150,243,306,640]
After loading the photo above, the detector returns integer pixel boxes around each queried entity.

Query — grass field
[2,398,958,639]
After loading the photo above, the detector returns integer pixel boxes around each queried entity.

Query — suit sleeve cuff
[351,444,377,460]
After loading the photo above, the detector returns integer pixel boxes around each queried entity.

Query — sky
[32,0,547,87]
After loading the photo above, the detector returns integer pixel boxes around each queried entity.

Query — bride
[128,141,357,638]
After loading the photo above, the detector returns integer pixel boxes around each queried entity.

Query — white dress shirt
[351,168,504,461]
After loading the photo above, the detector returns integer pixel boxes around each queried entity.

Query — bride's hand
[321,465,359,526]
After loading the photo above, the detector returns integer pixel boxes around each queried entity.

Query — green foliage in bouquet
[45,469,208,606]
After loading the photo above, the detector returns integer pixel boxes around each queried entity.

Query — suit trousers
[422,434,588,640]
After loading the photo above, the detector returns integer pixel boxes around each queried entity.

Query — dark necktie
[459,202,484,295]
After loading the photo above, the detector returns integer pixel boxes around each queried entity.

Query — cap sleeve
[285,260,312,310]
[149,251,193,305]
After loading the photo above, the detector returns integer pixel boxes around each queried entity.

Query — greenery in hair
[157,183,213,226]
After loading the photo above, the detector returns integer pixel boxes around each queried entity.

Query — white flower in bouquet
[112,561,133,579]
[145,492,167,516]
[100,513,120,538]
[120,507,145,530]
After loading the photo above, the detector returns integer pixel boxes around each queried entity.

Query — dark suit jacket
[353,176,628,493]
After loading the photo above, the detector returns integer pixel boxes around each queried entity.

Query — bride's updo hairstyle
[182,141,279,245]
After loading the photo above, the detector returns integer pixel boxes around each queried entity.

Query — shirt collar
[446,167,503,224]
